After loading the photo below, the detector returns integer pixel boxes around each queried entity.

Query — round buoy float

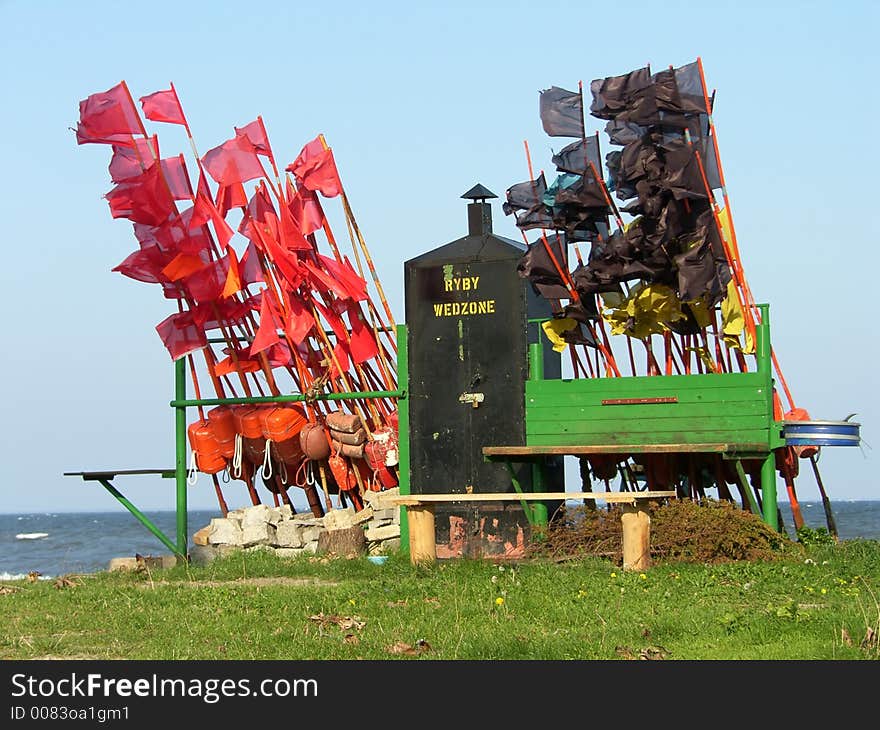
[783,420,861,447]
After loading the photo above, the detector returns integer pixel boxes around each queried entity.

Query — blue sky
[0,0,876,514]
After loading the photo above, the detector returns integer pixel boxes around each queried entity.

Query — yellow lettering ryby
[443,276,480,292]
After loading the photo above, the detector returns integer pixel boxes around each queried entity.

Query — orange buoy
[234,405,268,466]
[187,419,227,474]
[206,406,237,459]
[260,405,308,466]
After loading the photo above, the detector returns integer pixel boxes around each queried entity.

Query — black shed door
[405,257,528,496]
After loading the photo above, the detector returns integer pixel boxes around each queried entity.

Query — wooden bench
[385,490,676,571]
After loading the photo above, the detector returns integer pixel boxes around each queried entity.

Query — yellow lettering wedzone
[433,300,496,317]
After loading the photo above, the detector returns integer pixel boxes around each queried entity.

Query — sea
[2,501,879,580]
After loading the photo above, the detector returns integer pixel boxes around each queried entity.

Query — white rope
[261,439,273,480]
[187,450,199,486]
[232,433,243,479]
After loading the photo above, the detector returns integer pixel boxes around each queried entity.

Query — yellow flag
[541,318,579,353]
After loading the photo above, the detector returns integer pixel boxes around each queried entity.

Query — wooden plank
[483,443,766,456]
[388,491,676,505]
[526,406,770,426]
[527,385,769,406]
[64,469,176,481]
[524,429,770,448]
[526,372,767,396]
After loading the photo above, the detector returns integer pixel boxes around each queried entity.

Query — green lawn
[1,541,877,660]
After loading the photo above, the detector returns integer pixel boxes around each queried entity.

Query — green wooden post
[174,358,188,563]
[527,341,548,527]
[396,324,410,554]
[756,304,778,530]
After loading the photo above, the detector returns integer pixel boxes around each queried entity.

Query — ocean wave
[0,572,52,581]
[15,533,49,540]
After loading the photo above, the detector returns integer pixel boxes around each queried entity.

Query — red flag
[156,311,207,360]
[104,164,176,227]
[161,252,208,281]
[279,201,312,251]
[221,247,242,298]
[267,340,293,369]
[215,349,261,376]
[190,298,249,330]
[320,254,368,301]
[331,342,351,379]
[75,123,134,147]
[314,299,349,345]
[216,182,247,218]
[303,259,353,302]
[202,136,265,186]
[190,194,234,249]
[234,118,272,157]
[180,256,227,303]
[160,154,193,201]
[250,291,281,355]
[112,245,169,284]
[240,241,265,286]
[346,302,379,364]
[283,295,314,345]
[287,136,342,197]
[151,212,212,255]
[197,171,213,200]
[78,81,142,139]
[108,136,159,182]
[289,187,324,236]
[139,88,186,125]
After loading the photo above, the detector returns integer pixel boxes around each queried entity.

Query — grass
[1,539,878,660]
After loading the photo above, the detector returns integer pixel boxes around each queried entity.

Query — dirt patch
[529,498,802,565]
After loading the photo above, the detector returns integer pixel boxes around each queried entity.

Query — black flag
[539,86,584,137]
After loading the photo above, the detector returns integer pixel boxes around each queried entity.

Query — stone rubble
[188,487,402,564]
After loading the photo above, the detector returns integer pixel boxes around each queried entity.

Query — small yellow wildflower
[610,572,617,578]
[820,588,827,595]
[639,573,647,580]
[495,597,504,606]
[348,599,356,606]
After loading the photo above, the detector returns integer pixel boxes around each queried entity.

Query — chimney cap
[461,183,497,201]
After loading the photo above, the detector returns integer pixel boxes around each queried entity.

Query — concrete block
[188,544,219,566]
[192,525,213,546]
[274,547,306,559]
[207,518,244,546]
[292,515,324,527]
[107,557,139,572]
[241,504,272,528]
[270,504,293,525]
[352,505,374,525]
[364,524,401,541]
[368,537,401,555]
[301,526,323,543]
[302,540,318,554]
[242,522,276,547]
[372,508,397,522]
[274,521,304,548]
[363,487,399,508]
[323,507,356,531]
